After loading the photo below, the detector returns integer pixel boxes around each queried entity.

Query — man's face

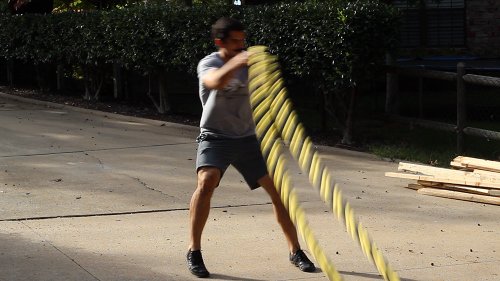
[217,30,246,59]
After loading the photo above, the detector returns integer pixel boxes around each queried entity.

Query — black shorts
[196,134,268,189]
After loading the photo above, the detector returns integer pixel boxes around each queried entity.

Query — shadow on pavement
[340,270,419,281]
[0,232,178,281]
[208,273,268,281]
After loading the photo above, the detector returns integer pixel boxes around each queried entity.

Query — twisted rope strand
[249,49,343,281]
[248,46,400,281]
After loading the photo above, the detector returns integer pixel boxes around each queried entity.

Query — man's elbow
[203,78,226,90]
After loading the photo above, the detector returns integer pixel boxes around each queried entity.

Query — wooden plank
[396,163,500,185]
[406,183,423,190]
[399,162,467,177]
[449,161,472,171]
[418,188,500,206]
[472,169,500,178]
[450,163,500,178]
[416,180,499,196]
[440,184,498,196]
[489,189,500,196]
[399,162,500,180]
[417,180,442,187]
[452,156,500,173]
[385,172,500,189]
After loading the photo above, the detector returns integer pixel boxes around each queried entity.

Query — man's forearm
[202,51,248,90]
[202,62,238,90]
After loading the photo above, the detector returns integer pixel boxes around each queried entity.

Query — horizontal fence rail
[387,115,457,132]
[463,74,500,87]
[385,65,457,81]
[385,61,500,152]
[463,127,500,141]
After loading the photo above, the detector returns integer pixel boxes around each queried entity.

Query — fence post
[385,53,399,114]
[456,62,466,154]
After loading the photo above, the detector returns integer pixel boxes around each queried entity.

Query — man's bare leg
[258,174,316,272]
[187,167,220,278]
[258,175,300,252]
[189,167,220,251]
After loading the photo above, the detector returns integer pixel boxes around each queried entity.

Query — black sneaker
[187,249,210,278]
[289,249,316,272]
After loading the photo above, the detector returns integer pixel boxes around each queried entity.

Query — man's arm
[202,51,249,90]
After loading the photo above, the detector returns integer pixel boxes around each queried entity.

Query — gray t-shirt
[197,52,256,138]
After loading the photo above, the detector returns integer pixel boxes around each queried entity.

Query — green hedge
[0,1,399,84]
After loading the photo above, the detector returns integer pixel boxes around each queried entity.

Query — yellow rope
[249,48,343,281]
[248,46,400,281]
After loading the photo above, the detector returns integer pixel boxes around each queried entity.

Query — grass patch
[356,118,500,166]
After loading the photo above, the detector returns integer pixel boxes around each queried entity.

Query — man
[187,17,316,278]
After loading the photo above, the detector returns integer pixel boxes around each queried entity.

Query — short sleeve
[197,54,220,81]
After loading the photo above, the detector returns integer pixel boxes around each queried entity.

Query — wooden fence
[385,60,500,153]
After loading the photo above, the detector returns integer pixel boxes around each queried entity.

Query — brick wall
[467,0,500,56]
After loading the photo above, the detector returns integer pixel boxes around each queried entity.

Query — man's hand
[227,51,251,69]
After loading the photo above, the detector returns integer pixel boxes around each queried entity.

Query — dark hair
[211,17,245,42]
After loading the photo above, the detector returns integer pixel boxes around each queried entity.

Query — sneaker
[187,249,210,278]
[289,249,316,272]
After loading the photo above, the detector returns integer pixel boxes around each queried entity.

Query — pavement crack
[19,221,102,281]
[85,152,105,169]
[81,151,177,200]
[0,142,195,158]
[127,175,178,199]
[1,203,273,222]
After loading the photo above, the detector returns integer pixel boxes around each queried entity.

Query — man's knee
[197,167,221,194]
[258,175,276,191]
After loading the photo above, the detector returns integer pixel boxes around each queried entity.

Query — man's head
[211,17,246,59]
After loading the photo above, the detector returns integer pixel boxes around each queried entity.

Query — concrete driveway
[0,93,498,281]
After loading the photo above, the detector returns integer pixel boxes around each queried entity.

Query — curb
[0,92,200,133]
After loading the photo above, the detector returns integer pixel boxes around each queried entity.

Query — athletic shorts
[196,133,268,189]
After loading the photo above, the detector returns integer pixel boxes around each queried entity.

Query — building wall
[467,0,500,56]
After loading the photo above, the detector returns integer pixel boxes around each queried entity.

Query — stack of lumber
[385,156,500,206]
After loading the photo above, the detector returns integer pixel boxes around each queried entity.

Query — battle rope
[248,52,343,281]
[248,46,400,281]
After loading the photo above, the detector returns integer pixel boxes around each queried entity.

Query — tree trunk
[341,86,357,145]
[385,53,399,114]
[123,69,129,101]
[113,62,123,100]
[92,70,104,101]
[317,85,327,133]
[82,65,104,101]
[35,63,51,93]
[158,69,170,114]
[56,64,64,92]
[323,90,346,134]
[146,70,170,114]
[6,59,14,87]
[83,66,92,101]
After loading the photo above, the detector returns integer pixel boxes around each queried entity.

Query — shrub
[0,1,399,138]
